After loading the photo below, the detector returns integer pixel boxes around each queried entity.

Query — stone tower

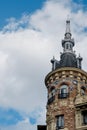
[45,19,87,130]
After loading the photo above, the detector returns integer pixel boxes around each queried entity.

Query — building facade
[45,19,87,130]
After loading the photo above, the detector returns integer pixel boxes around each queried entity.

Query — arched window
[58,84,69,99]
[60,85,68,94]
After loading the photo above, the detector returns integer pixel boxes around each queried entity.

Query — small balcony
[47,96,55,105]
[58,93,69,99]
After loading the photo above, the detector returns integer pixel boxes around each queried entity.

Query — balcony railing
[47,96,55,105]
[58,93,69,99]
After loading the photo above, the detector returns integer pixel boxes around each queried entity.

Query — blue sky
[73,0,87,4]
[0,108,23,126]
[0,0,46,29]
[0,0,86,29]
[0,0,87,130]
[0,0,86,26]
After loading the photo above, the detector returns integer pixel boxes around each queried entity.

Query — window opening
[56,115,64,129]
[58,84,69,99]
[82,111,87,125]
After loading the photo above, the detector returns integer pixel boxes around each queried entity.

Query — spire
[60,19,78,68]
[66,16,71,33]
[62,18,75,53]
[65,17,72,39]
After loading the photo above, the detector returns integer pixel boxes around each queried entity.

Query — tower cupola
[50,19,83,70]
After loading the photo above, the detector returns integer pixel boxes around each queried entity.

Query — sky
[0,0,46,29]
[0,0,87,130]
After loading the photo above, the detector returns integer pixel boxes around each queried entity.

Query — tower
[45,19,87,130]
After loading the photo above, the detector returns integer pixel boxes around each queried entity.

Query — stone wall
[45,67,87,130]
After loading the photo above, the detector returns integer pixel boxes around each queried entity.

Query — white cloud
[0,0,87,129]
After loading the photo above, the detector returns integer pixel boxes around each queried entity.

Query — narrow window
[66,44,68,49]
[50,87,55,96]
[56,115,64,129]
[81,88,85,95]
[81,86,86,96]
[70,44,72,50]
[82,111,87,125]
[48,87,55,105]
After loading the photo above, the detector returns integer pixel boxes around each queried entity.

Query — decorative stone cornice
[45,67,87,86]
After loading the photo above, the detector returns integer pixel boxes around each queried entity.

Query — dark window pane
[47,96,55,105]
[58,85,69,99]
[82,111,87,125]
[56,115,64,129]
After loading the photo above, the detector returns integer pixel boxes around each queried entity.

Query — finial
[67,15,70,21]
[77,53,83,69]
[51,56,56,71]
[53,56,55,60]
[51,56,55,64]
[78,53,83,61]
[79,53,81,57]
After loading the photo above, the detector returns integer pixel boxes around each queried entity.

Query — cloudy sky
[0,0,87,130]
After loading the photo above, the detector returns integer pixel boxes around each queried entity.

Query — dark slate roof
[54,52,78,69]
[59,52,77,68]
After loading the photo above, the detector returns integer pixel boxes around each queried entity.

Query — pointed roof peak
[65,17,71,34]
[66,15,70,22]
[65,16,72,39]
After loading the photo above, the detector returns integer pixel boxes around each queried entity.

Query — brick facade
[45,68,87,130]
